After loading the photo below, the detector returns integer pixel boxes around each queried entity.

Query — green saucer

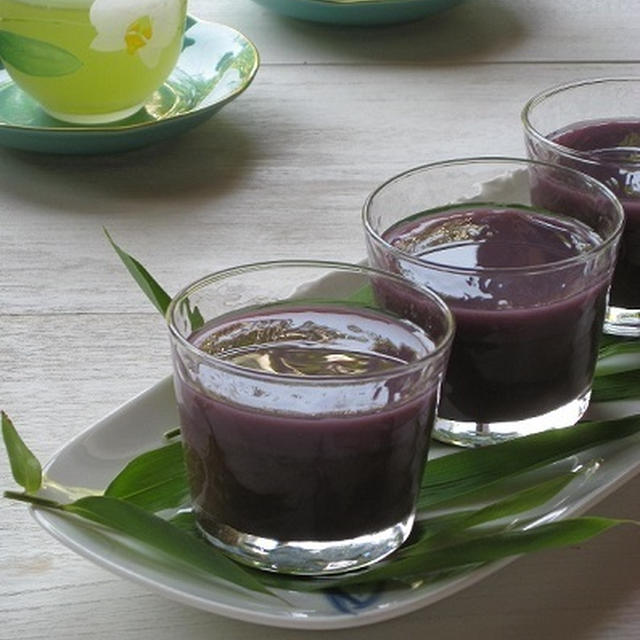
[248,0,467,26]
[0,18,259,154]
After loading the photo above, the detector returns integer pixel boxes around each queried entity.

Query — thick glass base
[603,305,640,337]
[196,512,414,575]
[42,103,144,125]
[433,389,591,448]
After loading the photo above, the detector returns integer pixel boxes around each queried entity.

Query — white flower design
[89,0,182,68]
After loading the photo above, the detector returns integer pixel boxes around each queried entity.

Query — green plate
[248,0,468,26]
[0,18,259,154]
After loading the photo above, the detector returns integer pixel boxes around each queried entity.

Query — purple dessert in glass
[167,261,453,574]
[523,78,640,336]
[363,158,623,447]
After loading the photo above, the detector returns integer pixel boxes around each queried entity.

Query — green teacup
[0,0,187,124]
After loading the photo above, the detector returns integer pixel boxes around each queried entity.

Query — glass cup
[167,261,454,575]
[363,158,623,447]
[523,77,640,336]
[0,0,187,124]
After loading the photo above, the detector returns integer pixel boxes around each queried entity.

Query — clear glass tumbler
[167,260,454,574]
[523,77,640,336]
[363,158,623,447]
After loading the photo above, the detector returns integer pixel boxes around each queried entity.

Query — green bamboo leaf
[104,228,172,316]
[347,283,375,305]
[596,334,624,356]
[163,427,181,440]
[0,30,82,77]
[313,517,628,589]
[1,412,42,493]
[598,334,628,350]
[3,490,60,508]
[597,337,640,364]
[405,472,579,556]
[591,370,640,402]
[596,337,640,378]
[419,415,640,510]
[168,509,198,535]
[180,296,204,332]
[459,472,576,529]
[104,442,189,512]
[105,230,204,330]
[62,496,272,595]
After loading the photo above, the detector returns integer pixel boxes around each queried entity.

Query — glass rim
[362,156,624,277]
[166,259,456,384]
[521,76,640,167]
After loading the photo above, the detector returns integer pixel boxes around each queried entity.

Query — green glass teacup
[0,0,187,124]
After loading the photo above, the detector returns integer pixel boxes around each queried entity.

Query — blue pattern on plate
[325,586,384,614]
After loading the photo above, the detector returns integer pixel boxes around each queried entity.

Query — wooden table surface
[1,1,639,638]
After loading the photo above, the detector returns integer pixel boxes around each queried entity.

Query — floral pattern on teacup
[89,0,183,68]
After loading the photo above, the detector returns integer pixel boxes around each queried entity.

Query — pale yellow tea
[0,0,187,123]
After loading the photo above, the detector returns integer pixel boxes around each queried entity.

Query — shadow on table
[0,114,257,215]
[260,0,527,64]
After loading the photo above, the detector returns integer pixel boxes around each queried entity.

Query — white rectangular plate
[32,376,640,630]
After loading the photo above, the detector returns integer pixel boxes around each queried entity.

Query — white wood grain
[3,63,640,315]
[1,0,640,637]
